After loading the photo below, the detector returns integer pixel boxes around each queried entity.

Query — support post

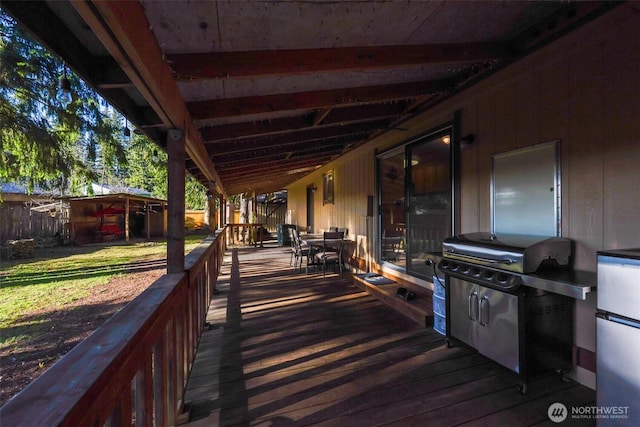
[146,203,151,240]
[219,196,225,228]
[125,197,130,242]
[207,182,216,234]
[167,129,185,274]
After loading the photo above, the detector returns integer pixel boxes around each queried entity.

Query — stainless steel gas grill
[437,232,574,393]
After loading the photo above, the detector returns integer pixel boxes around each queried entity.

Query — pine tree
[0,11,125,193]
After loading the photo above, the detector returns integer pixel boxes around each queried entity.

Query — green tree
[124,135,206,209]
[0,11,126,193]
[1,10,206,209]
[185,176,206,210]
[125,134,168,198]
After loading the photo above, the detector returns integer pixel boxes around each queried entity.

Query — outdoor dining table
[300,235,353,274]
[300,235,354,250]
[300,235,343,248]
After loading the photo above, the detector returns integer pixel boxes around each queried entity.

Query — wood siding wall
[287,5,640,389]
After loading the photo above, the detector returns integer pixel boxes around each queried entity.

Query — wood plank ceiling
[2,1,620,196]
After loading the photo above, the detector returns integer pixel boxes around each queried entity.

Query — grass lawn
[0,235,205,350]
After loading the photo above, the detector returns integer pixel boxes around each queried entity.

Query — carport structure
[64,193,168,244]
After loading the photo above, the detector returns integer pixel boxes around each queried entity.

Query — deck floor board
[184,245,594,426]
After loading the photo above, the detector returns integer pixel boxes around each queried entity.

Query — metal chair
[313,231,344,277]
[291,228,311,273]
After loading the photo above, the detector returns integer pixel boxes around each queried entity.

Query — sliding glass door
[378,148,406,269]
[377,127,454,279]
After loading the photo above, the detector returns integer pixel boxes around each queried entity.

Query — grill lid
[442,232,571,273]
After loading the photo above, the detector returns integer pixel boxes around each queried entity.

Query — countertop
[522,268,597,300]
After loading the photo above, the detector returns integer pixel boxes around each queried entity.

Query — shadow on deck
[183,244,595,426]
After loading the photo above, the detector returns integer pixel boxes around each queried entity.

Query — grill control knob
[483,271,494,280]
[471,268,481,277]
[497,273,509,283]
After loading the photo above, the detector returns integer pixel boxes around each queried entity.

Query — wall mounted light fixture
[461,134,475,145]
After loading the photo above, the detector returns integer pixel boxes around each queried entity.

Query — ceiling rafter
[205,120,389,156]
[214,144,353,171]
[188,80,447,120]
[218,155,336,178]
[166,43,508,81]
[198,102,410,143]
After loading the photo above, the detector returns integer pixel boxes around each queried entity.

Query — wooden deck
[183,244,595,426]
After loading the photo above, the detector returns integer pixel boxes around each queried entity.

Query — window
[323,170,334,205]
[377,127,455,279]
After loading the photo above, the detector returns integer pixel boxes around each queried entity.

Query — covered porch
[184,244,593,426]
[2,1,636,425]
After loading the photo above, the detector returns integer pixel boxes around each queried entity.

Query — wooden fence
[0,229,227,426]
[0,203,66,242]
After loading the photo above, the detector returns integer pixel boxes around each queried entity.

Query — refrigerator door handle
[607,313,640,329]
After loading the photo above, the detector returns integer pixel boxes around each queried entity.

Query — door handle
[479,296,490,326]
[468,291,478,321]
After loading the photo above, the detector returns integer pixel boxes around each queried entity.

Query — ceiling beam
[205,120,389,155]
[199,115,313,141]
[188,80,449,120]
[214,146,348,171]
[219,157,336,179]
[166,43,508,81]
[198,102,409,143]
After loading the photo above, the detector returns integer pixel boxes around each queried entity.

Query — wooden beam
[216,151,344,175]
[205,121,387,156]
[313,108,333,127]
[212,143,349,166]
[166,43,507,81]
[198,103,407,142]
[198,115,313,141]
[188,80,448,120]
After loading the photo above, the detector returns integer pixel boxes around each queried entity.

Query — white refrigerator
[596,249,640,426]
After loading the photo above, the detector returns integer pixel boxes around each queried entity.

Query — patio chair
[313,231,345,277]
[288,227,297,266]
[291,228,311,273]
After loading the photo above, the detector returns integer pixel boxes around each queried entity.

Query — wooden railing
[226,222,264,247]
[0,229,227,426]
